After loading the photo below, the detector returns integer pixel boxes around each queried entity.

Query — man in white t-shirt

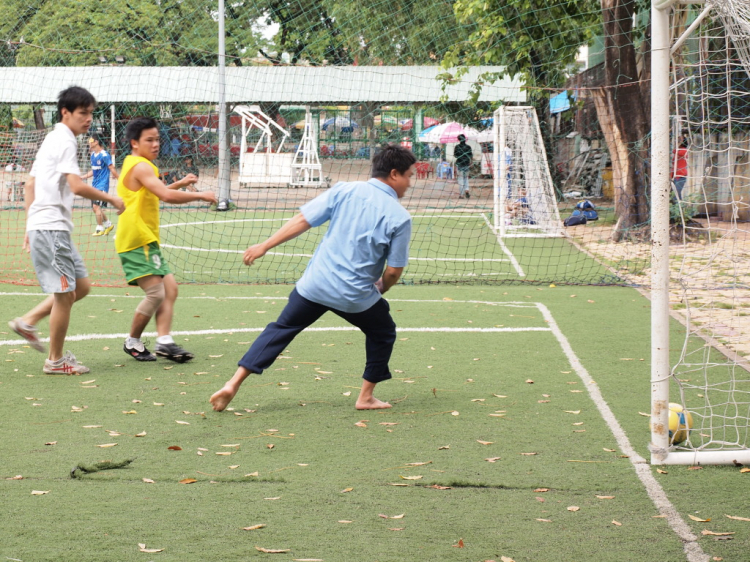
[8,86,125,374]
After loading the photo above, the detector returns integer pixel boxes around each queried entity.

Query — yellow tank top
[115,155,161,254]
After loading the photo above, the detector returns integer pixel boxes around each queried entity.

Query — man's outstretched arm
[243,213,312,266]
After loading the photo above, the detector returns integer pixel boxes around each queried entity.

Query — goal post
[492,106,564,238]
[650,0,750,465]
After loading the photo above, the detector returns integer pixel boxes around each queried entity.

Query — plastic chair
[437,161,453,180]
[415,161,433,179]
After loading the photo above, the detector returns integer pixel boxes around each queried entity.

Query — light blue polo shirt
[296,178,412,313]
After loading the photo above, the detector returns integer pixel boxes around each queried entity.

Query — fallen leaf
[388,527,405,531]
[501,557,516,562]
[341,487,353,493]
[31,490,49,495]
[338,520,353,523]
[122,410,137,415]
[216,451,233,456]
[254,546,290,553]
[44,441,57,446]
[564,410,581,415]
[657,468,668,474]
[493,394,508,398]
[379,422,399,426]
[477,440,493,445]
[399,475,423,480]
[266,444,274,450]
[135,431,147,437]
[438,445,450,450]
[485,457,501,463]
[209,355,223,358]
[689,515,711,522]
[245,472,259,477]
[525,379,534,384]
[179,478,197,484]
[452,539,464,548]
[701,530,734,536]
[427,484,451,490]
[603,448,616,452]
[138,543,164,553]
[153,403,164,406]
[221,444,240,448]
[81,380,96,384]
[612,520,622,526]
[740,467,750,473]
[688,466,703,471]
[264,496,281,500]
[520,452,537,456]
[168,445,182,451]
[82,425,102,428]
[567,506,580,512]
[725,514,750,522]
[451,411,459,416]
[534,488,549,493]
[97,443,117,448]
[597,496,615,500]
[175,420,190,425]
[354,421,367,428]
[7,475,23,480]
[536,519,551,523]
[242,524,266,530]
[142,478,155,484]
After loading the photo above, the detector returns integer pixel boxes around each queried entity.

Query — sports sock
[126,337,141,347]
[104,220,112,228]
[156,335,175,345]
[95,225,104,231]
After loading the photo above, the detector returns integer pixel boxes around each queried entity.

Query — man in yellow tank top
[117,117,216,362]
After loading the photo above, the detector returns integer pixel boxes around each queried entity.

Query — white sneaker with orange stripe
[43,351,90,375]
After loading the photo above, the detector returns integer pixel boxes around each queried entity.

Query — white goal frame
[650,0,750,465]
[492,106,564,238]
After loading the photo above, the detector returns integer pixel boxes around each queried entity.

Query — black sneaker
[155,342,195,363]
[466,192,471,199]
[123,340,157,361]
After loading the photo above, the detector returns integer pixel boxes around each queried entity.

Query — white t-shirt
[26,123,81,232]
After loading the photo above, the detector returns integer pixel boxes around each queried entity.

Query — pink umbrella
[418,122,480,144]
[400,117,441,131]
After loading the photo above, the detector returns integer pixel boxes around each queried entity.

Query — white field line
[1,291,706,561]
[481,213,525,278]
[0,325,550,348]
[160,212,511,265]
[535,301,707,562]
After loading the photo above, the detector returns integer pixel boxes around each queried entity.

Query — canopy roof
[0,66,524,104]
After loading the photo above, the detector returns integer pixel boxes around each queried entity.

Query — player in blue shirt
[81,135,119,236]
[210,144,416,413]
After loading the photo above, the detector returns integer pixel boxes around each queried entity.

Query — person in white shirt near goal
[8,86,125,375]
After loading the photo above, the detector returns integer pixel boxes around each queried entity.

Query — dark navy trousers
[238,288,397,383]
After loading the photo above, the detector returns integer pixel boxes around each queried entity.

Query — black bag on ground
[563,210,587,227]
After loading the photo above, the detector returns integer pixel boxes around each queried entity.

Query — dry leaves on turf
[255,546,290,553]
[701,530,734,536]
[243,524,266,530]
[725,514,750,521]
[179,478,197,484]
[31,490,49,495]
[689,515,711,522]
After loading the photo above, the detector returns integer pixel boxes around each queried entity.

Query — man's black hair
[57,86,96,121]
[457,134,466,142]
[371,144,416,178]
[89,133,102,146]
[125,117,159,146]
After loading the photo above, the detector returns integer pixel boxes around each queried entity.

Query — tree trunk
[34,107,45,130]
[601,0,650,241]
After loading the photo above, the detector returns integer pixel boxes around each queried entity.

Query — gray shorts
[28,230,88,293]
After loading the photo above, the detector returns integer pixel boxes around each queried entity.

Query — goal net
[650,0,750,465]
[493,106,564,238]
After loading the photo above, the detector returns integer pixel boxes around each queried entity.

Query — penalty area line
[535,302,708,562]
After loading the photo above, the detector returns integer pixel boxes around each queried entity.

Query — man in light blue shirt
[210,145,416,412]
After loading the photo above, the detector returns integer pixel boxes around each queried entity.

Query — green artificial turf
[1,282,747,561]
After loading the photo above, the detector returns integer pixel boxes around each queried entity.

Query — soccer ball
[668,402,693,445]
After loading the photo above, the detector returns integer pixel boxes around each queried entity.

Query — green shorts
[118,242,171,286]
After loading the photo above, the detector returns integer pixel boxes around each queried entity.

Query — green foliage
[442,0,600,101]
[3,0,263,66]
[669,192,704,224]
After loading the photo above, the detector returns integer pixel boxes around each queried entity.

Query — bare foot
[355,397,392,410]
[209,386,237,412]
